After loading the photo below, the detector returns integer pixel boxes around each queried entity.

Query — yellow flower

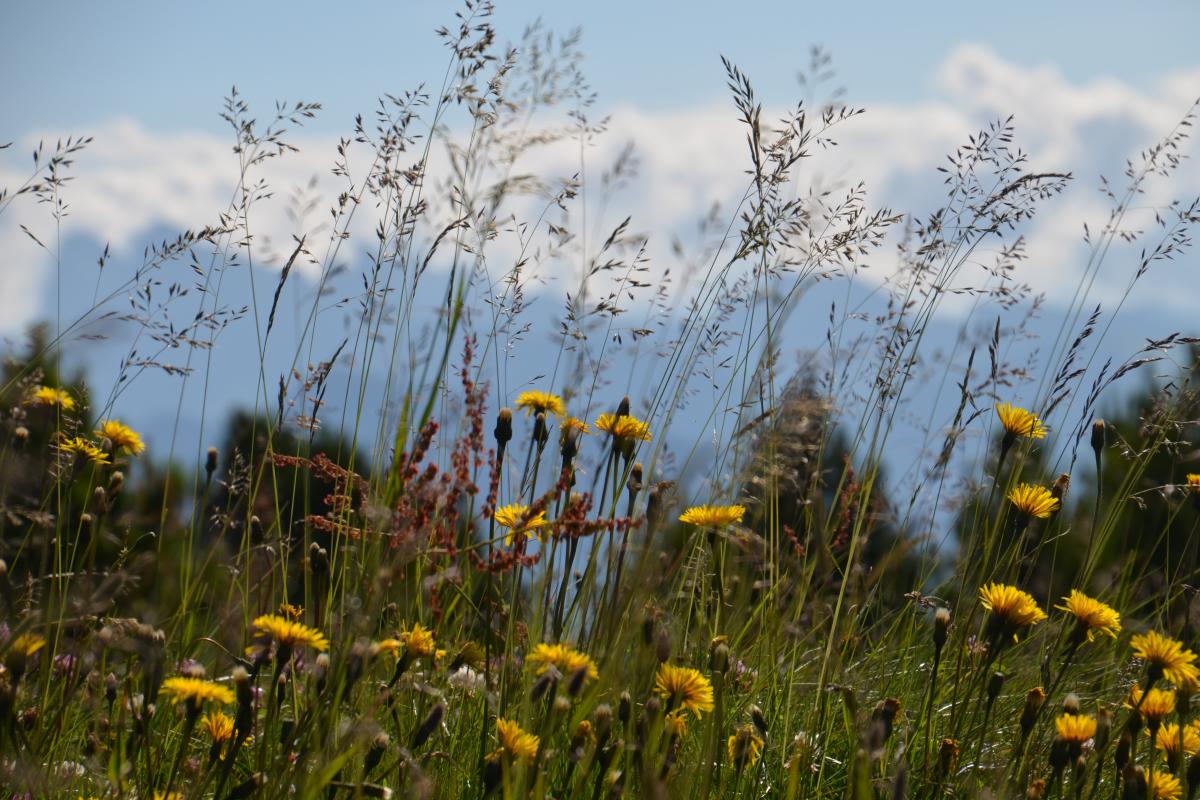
[1127,687,1177,723]
[560,416,591,435]
[526,642,599,682]
[654,663,715,717]
[160,676,235,707]
[1054,713,1097,743]
[665,710,689,738]
[1187,474,1200,489]
[202,710,234,742]
[1131,631,1200,685]
[375,638,402,657]
[1146,771,1183,800]
[95,419,145,455]
[491,718,540,762]
[979,583,1047,639]
[27,385,76,411]
[252,614,329,652]
[8,633,46,658]
[400,622,436,659]
[277,602,303,620]
[58,436,110,465]
[494,503,549,545]
[1056,590,1121,641]
[727,724,765,767]
[515,390,566,418]
[995,403,1047,439]
[594,412,652,441]
[1007,483,1059,518]
[679,504,747,528]
[1152,723,1200,757]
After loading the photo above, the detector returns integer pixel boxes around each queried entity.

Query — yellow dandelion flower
[1127,687,1177,723]
[1056,590,1121,641]
[679,504,747,528]
[375,638,402,657]
[727,724,765,767]
[654,663,715,717]
[1131,631,1200,685]
[252,614,329,652]
[8,633,46,658]
[1187,474,1200,489]
[526,642,599,682]
[58,436,110,465]
[979,582,1047,640]
[160,676,234,707]
[494,503,549,545]
[491,718,540,762]
[559,417,591,446]
[27,385,76,411]
[399,622,436,659]
[665,710,689,738]
[1146,771,1183,800]
[95,419,145,455]
[996,403,1047,439]
[1152,723,1200,757]
[594,412,652,442]
[1054,713,1097,743]
[1007,483,1059,518]
[202,710,234,742]
[277,602,303,620]
[515,390,566,418]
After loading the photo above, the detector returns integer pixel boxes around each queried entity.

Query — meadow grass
[3,3,1200,798]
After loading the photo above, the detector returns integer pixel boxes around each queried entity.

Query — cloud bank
[1,44,1198,339]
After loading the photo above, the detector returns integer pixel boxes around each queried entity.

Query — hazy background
[2,1,1199,504]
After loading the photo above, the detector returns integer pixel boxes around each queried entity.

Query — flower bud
[494,408,513,449]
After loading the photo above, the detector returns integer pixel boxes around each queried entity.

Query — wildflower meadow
[3,2,1200,798]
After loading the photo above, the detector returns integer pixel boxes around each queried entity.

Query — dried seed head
[618,692,632,724]
[1062,693,1081,715]
[205,446,219,478]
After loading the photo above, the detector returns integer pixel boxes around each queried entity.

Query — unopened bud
[494,408,513,448]
[933,607,950,653]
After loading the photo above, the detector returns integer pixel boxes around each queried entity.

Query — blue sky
[5,1,1199,134]
[2,1,1199,515]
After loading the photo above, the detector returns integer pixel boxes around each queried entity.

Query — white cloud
[1,45,1198,337]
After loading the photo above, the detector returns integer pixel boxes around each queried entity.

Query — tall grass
[2,2,1200,798]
